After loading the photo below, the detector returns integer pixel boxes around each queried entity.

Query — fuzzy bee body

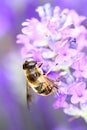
[23,60,58,105]
[27,75,55,96]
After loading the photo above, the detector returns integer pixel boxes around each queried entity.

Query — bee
[23,60,58,106]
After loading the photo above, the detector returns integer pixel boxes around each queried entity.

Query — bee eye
[23,60,37,69]
[23,62,28,69]
[28,61,37,68]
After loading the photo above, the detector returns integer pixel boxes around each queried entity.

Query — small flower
[71,53,87,78]
[64,103,87,123]
[68,82,87,104]
[64,104,82,117]
[53,93,68,109]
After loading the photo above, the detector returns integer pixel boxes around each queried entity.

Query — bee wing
[26,80,38,108]
[46,77,58,90]
[26,80,33,108]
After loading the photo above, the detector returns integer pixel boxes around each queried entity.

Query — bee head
[23,60,37,70]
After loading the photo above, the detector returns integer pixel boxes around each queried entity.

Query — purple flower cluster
[17,3,87,122]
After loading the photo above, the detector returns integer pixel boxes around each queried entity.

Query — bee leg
[43,72,46,75]
[55,77,59,82]
[37,62,43,68]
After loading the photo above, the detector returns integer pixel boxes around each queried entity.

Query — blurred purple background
[0,0,87,130]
